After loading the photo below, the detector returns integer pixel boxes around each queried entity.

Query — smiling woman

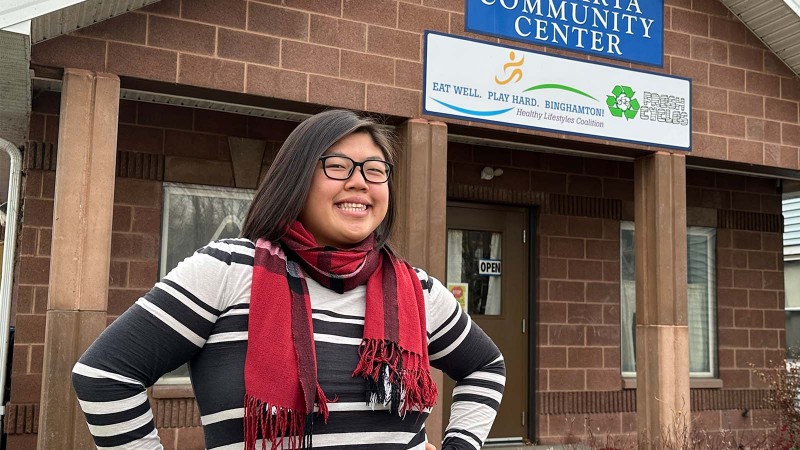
[71,110,506,450]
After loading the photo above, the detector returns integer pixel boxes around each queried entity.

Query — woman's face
[299,132,390,248]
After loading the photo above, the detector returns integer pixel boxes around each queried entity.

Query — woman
[72,110,505,450]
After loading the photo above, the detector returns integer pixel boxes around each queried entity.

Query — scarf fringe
[353,339,438,416]
[244,387,331,450]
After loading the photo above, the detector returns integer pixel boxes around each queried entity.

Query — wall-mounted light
[480,166,504,180]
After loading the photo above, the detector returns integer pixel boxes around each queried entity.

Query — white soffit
[0,0,85,29]
[720,0,800,77]
[30,0,161,44]
[1,0,162,42]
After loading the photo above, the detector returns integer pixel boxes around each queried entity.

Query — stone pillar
[394,119,448,446]
[634,152,690,449]
[38,69,120,450]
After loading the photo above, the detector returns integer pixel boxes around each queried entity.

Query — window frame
[160,183,255,278]
[156,183,255,386]
[787,308,800,361]
[785,258,800,361]
[686,226,717,378]
[619,222,718,379]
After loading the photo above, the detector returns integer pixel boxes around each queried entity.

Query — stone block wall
[25,0,800,169]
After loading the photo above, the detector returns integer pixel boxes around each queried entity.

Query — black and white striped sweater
[73,239,505,450]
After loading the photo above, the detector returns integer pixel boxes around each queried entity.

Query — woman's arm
[72,240,248,449]
[420,271,506,450]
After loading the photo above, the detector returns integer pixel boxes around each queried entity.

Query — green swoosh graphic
[523,84,598,101]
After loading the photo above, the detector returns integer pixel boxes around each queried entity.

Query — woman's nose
[345,167,369,190]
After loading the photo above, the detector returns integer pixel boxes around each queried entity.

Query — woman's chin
[333,231,373,248]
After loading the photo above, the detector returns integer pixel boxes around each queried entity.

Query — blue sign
[465,0,664,67]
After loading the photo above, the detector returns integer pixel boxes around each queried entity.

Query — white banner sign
[423,32,691,150]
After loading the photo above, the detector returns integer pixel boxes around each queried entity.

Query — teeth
[337,202,368,211]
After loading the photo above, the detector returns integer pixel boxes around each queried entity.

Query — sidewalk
[485,444,591,450]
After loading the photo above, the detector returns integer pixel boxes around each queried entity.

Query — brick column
[38,69,120,449]
[634,152,690,448]
[394,119,448,446]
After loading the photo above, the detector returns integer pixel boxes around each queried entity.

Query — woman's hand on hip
[425,444,436,450]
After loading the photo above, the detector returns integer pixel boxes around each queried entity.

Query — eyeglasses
[318,155,393,183]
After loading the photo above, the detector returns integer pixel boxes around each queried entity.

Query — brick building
[1,0,799,448]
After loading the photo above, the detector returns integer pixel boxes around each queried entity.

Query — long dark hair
[241,109,397,248]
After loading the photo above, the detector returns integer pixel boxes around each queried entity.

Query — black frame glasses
[318,155,393,183]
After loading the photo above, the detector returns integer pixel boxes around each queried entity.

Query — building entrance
[444,202,531,442]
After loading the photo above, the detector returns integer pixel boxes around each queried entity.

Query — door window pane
[446,229,502,316]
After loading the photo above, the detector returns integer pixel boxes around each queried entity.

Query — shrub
[551,363,800,450]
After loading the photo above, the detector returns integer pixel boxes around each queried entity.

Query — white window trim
[620,221,635,379]
[787,307,800,362]
[620,223,717,378]
[687,226,717,378]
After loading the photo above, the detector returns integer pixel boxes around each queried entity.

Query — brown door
[443,202,529,442]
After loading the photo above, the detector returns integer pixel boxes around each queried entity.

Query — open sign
[478,259,501,276]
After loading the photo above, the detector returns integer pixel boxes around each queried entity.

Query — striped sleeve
[72,239,251,449]
[419,271,506,450]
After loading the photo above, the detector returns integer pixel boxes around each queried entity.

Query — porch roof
[1,0,161,41]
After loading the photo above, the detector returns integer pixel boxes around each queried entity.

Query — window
[784,260,800,360]
[160,183,255,278]
[620,222,717,378]
[446,230,502,315]
[158,184,255,383]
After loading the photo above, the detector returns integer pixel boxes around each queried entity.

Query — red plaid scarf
[244,221,437,450]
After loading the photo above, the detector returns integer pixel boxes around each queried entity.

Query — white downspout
[0,138,22,418]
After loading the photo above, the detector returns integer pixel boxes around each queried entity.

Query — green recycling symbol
[607,85,640,120]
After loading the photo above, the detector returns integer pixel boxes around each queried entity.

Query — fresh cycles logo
[606,85,640,121]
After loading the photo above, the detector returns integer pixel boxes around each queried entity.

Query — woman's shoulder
[194,238,257,265]
[410,267,462,332]
[410,267,453,304]
[410,267,436,294]
[208,237,257,251]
